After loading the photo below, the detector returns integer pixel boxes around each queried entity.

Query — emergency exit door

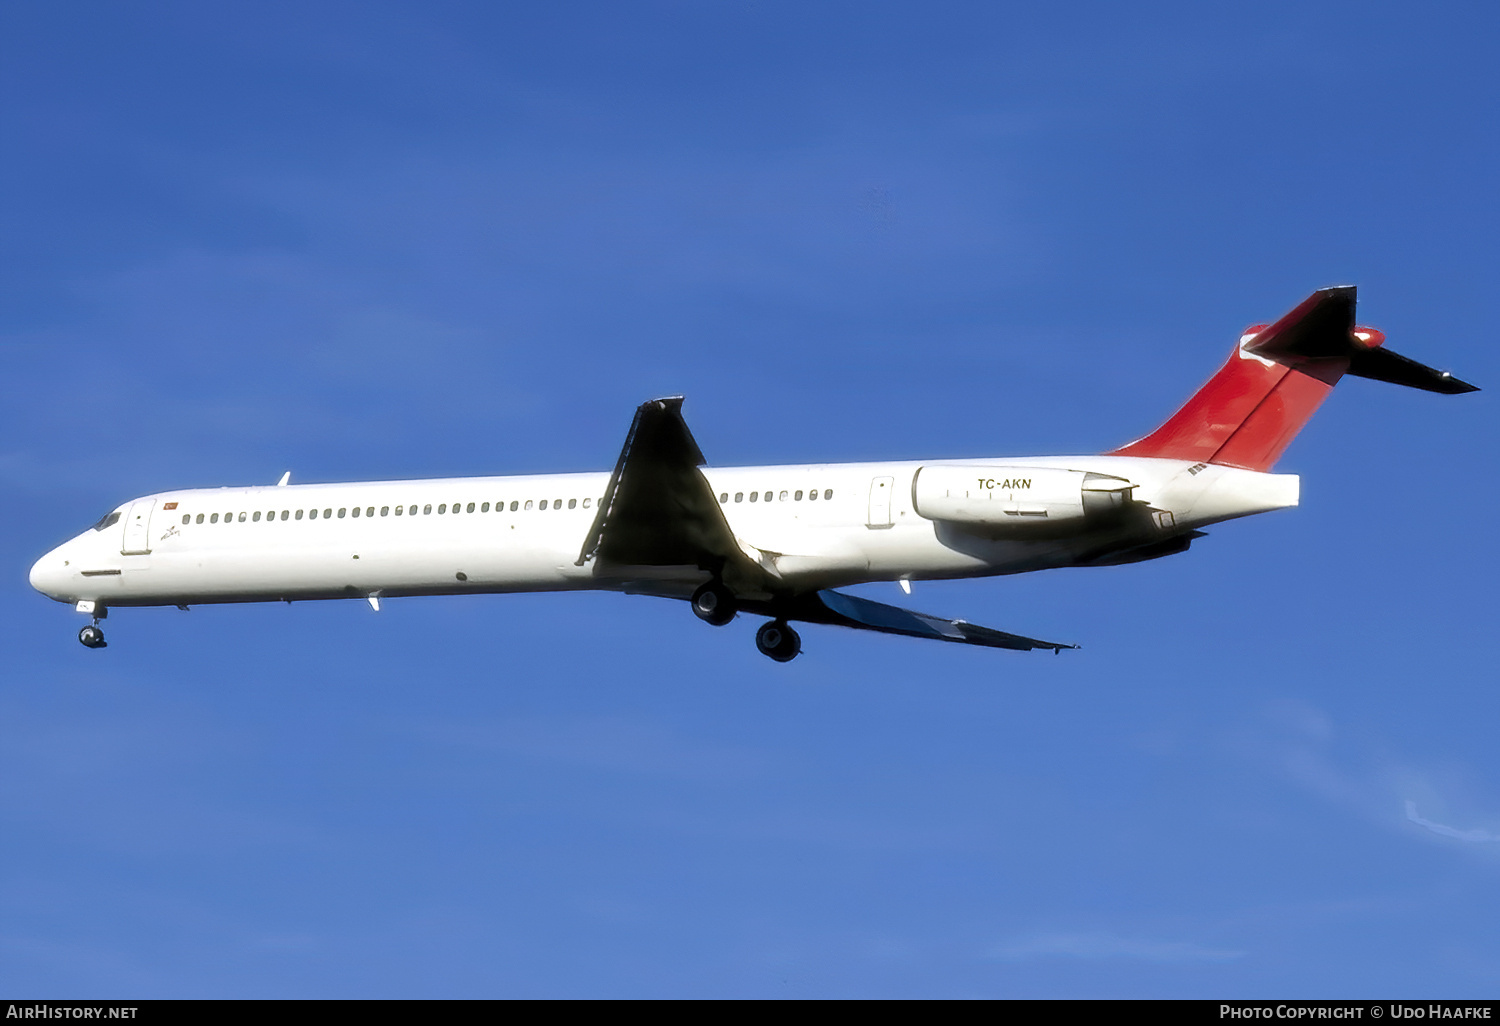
[866,476,894,529]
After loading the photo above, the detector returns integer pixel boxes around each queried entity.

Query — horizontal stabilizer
[1346,345,1478,394]
[789,589,1076,653]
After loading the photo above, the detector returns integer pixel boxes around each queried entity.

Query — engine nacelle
[912,465,1135,527]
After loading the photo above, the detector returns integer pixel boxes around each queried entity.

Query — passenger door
[121,498,156,555]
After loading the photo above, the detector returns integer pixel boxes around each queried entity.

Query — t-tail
[1110,286,1479,471]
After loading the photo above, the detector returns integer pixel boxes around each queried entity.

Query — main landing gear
[691,581,737,626]
[690,582,800,661]
[756,620,801,663]
[78,623,106,649]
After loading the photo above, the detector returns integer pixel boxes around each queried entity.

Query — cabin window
[749,492,758,502]
[539,500,549,510]
[395,506,403,515]
[568,498,577,509]
[583,498,591,509]
[196,514,205,524]
[351,507,360,518]
[719,493,728,503]
[780,490,788,501]
[824,490,833,500]
[809,490,818,501]
[253,512,262,522]
[481,502,490,512]
[380,506,389,516]
[437,504,445,514]
[337,508,346,518]
[210,513,219,524]
[267,511,275,520]
[237,512,246,522]
[423,504,432,514]
[464,502,473,513]
[181,514,190,525]
[295,510,304,520]
[324,508,333,518]
[735,492,743,502]
[795,490,803,501]
[510,501,519,511]
[525,500,534,510]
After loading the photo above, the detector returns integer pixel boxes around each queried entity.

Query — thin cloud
[1405,802,1500,843]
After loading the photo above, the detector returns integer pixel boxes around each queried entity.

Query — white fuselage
[29,455,1297,609]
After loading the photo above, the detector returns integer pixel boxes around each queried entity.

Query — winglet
[277,471,291,487]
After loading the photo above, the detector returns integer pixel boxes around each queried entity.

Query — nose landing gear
[78,623,106,649]
[755,620,801,662]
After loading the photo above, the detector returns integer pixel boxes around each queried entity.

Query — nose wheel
[691,581,738,626]
[78,623,107,649]
[755,620,801,662]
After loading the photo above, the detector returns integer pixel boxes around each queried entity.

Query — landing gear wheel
[691,582,738,626]
[755,620,801,662]
[78,624,106,649]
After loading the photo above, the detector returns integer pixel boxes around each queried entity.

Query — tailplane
[1110,287,1478,472]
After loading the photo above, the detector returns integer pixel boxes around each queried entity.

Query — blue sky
[3,0,1497,998]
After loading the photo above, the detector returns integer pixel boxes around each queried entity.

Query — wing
[773,588,1077,653]
[577,397,770,590]
[580,398,1076,654]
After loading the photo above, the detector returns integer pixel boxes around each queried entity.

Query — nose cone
[29,546,72,600]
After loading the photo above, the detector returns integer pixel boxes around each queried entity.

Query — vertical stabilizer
[1109,287,1476,472]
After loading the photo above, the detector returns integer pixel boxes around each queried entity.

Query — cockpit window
[91,511,121,532]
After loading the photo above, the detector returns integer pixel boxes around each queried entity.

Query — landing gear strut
[756,620,801,662]
[78,623,106,649]
[691,581,737,626]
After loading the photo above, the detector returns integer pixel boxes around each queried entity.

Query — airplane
[28,286,1477,660]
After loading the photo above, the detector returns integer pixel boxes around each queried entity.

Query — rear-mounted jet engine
[911,466,1136,527]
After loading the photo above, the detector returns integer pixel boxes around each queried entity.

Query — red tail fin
[1112,287,1359,472]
